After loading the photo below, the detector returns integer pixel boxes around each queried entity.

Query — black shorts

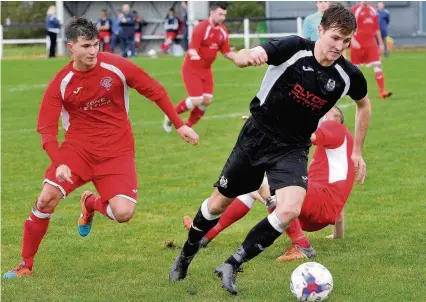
[214,118,309,198]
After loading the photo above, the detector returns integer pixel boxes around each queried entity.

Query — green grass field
[2,51,426,301]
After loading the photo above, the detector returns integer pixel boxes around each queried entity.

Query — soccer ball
[147,49,158,59]
[290,262,333,301]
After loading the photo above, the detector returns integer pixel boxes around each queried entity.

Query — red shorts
[182,65,214,98]
[44,142,138,203]
[298,183,339,232]
[350,45,380,66]
[165,32,177,41]
[99,31,111,43]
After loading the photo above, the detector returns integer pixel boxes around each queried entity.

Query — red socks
[85,194,115,220]
[186,107,206,127]
[176,98,194,114]
[285,219,311,248]
[21,207,53,270]
[175,98,208,127]
[205,197,251,241]
[374,67,385,93]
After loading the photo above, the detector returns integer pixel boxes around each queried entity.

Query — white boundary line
[3,103,356,135]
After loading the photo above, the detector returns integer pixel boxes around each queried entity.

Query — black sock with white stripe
[182,199,220,257]
[225,212,285,268]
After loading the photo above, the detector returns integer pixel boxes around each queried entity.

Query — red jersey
[37,52,170,163]
[184,19,231,70]
[352,4,379,47]
[309,120,355,211]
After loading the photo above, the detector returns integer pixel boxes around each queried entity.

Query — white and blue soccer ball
[290,262,333,302]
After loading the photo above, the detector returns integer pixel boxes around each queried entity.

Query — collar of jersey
[68,59,101,77]
[309,41,340,70]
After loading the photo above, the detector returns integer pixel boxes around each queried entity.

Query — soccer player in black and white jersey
[169,3,371,295]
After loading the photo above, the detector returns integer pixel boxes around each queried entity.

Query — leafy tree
[1,1,54,39]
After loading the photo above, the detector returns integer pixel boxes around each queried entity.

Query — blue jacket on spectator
[112,15,122,36]
[119,13,135,38]
[46,14,60,33]
[378,8,390,37]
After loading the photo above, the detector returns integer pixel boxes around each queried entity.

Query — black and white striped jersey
[250,35,367,145]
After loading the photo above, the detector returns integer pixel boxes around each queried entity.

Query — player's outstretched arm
[326,208,345,239]
[37,79,64,167]
[352,96,371,184]
[187,49,201,60]
[311,120,346,148]
[114,55,200,145]
[223,51,236,61]
[250,190,266,205]
[233,46,268,68]
[333,208,345,239]
[250,183,270,205]
[186,22,203,60]
[375,30,385,54]
[176,125,199,146]
[153,95,199,145]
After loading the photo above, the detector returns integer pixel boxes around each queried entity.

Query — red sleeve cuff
[43,141,61,167]
[154,95,185,129]
[312,129,325,146]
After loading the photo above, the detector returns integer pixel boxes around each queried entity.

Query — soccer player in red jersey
[3,17,199,279]
[183,106,355,261]
[163,2,236,132]
[350,1,392,99]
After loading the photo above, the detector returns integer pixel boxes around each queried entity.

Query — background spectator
[133,10,147,51]
[110,9,122,53]
[119,4,136,57]
[377,1,390,57]
[181,1,188,51]
[45,5,61,58]
[96,9,112,52]
[161,8,179,53]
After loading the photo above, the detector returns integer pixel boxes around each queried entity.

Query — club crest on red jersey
[100,76,113,91]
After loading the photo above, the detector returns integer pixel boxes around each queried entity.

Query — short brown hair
[65,17,98,42]
[320,2,357,35]
[210,2,228,11]
[333,105,345,124]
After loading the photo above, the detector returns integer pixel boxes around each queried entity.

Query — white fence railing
[0,17,303,58]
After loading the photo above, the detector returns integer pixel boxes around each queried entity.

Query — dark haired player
[169,3,371,295]
[3,17,198,279]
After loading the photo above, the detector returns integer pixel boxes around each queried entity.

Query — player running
[3,17,198,279]
[350,1,392,99]
[163,2,236,132]
[183,106,354,261]
[169,3,371,295]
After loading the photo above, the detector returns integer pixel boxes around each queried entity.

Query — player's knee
[190,97,203,107]
[275,206,301,222]
[373,65,382,73]
[111,200,136,223]
[209,201,226,215]
[202,96,213,106]
[36,190,62,212]
[208,190,232,215]
[114,208,135,223]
